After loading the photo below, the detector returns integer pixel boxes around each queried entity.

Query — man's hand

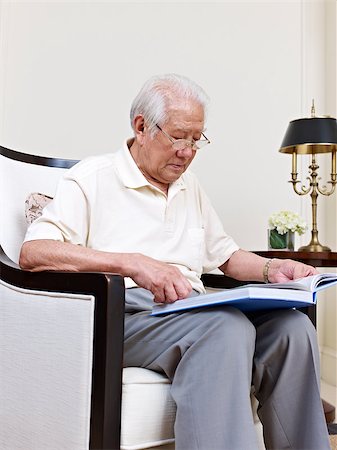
[268,258,319,284]
[128,253,193,303]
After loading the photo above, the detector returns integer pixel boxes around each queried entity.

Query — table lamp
[279,101,337,252]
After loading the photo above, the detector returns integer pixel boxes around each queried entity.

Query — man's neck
[128,139,169,195]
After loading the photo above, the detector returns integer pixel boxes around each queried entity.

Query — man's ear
[133,115,146,142]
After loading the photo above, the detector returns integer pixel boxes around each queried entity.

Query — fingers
[129,253,192,304]
[150,265,192,303]
[293,263,319,279]
[273,259,318,282]
[153,275,193,304]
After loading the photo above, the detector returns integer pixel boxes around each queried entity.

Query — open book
[151,272,337,316]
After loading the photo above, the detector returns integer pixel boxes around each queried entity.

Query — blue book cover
[151,273,337,316]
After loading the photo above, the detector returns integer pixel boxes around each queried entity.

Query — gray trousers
[123,288,330,450]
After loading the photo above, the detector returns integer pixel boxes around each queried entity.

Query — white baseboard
[320,345,337,387]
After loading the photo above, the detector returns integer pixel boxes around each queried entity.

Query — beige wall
[319,0,337,389]
[0,0,336,383]
[0,0,316,249]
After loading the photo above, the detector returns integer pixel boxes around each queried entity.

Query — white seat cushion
[121,368,176,450]
[120,368,264,450]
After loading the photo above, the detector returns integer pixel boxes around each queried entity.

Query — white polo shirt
[24,139,239,293]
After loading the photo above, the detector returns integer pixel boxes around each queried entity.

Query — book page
[247,273,337,292]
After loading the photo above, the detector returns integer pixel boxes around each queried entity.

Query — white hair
[130,74,209,136]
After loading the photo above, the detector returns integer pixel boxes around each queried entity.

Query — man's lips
[168,163,185,170]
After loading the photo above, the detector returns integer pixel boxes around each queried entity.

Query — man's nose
[176,145,195,158]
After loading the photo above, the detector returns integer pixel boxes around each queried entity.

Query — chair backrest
[0,146,78,263]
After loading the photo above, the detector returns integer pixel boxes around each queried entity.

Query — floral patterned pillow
[25,192,53,225]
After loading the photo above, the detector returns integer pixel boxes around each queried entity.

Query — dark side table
[254,250,337,423]
[254,250,337,269]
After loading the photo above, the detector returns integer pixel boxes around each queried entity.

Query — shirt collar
[117,138,186,194]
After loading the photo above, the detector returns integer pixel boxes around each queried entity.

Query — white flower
[268,210,307,235]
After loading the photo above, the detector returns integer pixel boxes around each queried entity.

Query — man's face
[132,98,205,192]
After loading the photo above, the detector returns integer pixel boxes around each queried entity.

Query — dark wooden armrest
[0,246,124,450]
[201,273,255,289]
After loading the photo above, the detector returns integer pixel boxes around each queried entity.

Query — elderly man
[20,74,330,450]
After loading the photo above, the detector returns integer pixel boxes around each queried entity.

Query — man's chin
[166,164,186,177]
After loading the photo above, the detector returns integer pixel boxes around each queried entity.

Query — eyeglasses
[156,124,210,151]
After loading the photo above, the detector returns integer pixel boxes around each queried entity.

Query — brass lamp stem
[304,155,327,251]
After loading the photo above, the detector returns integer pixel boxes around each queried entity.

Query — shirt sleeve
[23,174,89,245]
[198,184,240,273]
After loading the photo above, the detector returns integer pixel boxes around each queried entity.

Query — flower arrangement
[268,210,307,235]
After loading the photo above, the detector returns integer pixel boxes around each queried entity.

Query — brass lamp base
[298,243,331,252]
[298,229,332,252]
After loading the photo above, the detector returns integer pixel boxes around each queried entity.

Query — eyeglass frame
[155,124,210,151]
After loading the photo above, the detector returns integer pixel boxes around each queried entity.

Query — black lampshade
[279,117,337,154]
